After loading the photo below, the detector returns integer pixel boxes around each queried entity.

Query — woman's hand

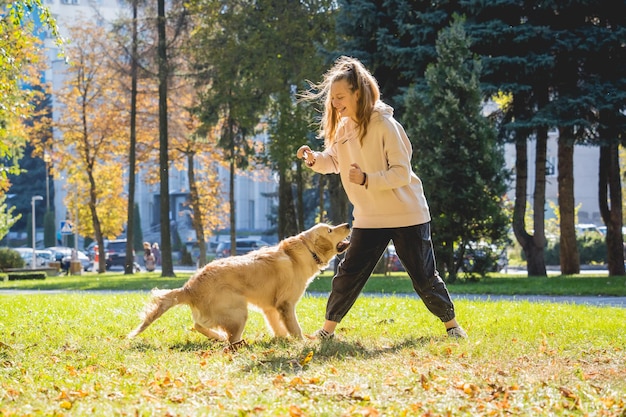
[297,145,316,167]
[349,163,367,186]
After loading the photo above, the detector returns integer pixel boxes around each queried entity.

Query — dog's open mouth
[336,239,350,253]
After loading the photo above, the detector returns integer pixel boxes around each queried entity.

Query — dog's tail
[127,288,189,338]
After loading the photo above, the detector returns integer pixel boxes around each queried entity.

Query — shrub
[544,233,607,265]
[180,245,194,266]
[7,271,46,280]
[0,248,25,270]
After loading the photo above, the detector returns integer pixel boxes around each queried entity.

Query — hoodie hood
[374,101,394,118]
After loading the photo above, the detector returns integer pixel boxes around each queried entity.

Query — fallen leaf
[300,351,314,367]
[354,406,379,416]
[290,377,304,387]
[273,374,285,386]
[289,404,306,416]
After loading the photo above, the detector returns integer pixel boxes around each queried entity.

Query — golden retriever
[128,223,351,348]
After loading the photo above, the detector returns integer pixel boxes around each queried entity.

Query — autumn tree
[0,0,59,240]
[53,22,129,273]
[110,0,163,273]
[165,82,225,268]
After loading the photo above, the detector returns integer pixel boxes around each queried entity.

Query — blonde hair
[302,56,380,147]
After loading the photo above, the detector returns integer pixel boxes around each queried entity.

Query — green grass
[0,293,624,416]
[2,270,626,296]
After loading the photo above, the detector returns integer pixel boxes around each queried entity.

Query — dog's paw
[223,339,247,353]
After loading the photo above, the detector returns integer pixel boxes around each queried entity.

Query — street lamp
[31,195,43,269]
[43,152,51,212]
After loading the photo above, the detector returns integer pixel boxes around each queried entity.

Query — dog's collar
[302,239,324,267]
[309,249,323,266]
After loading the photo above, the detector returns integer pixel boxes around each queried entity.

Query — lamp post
[31,195,43,269]
[43,153,51,212]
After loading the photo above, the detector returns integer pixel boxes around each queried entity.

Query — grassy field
[0,293,624,416]
[2,269,626,296]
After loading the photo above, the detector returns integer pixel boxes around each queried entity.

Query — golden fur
[128,223,351,346]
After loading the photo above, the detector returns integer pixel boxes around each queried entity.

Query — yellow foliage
[52,21,129,239]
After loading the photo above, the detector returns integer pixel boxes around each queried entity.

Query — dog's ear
[313,235,334,256]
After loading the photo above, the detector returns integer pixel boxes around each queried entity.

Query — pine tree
[406,15,509,282]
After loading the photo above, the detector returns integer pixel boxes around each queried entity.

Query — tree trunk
[599,143,625,276]
[512,135,547,277]
[557,128,579,274]
[318,174,325,223]
[229,158,236,256]
[187,153,207,267]
[327,175,350,225]
[295,161,305,231]
[445,240,458,283]
[158,0,174,277]
[88,169,106,273]
[124,1,138,275]
[278,170,298,239]
[530,127,548,276]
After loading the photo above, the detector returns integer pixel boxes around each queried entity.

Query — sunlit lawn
[1,293,625,416]
[2,269,626,296]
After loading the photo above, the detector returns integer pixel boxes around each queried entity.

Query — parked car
[105,239,135,269]
[215,238,270,258]
[13,248,53,268]
[87,239,140,271]
[575,223,603,235]
[45,246,91,271]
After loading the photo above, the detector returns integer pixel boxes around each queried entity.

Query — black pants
[326,223,456,323]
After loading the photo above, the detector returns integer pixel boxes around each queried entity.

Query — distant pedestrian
[152,242,161,266]
[143,242,156,272]
[61,254,71,275]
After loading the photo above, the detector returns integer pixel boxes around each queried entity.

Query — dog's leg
[193,323,226,341]
[277,302,303,339]
[262,308,289,337]
[212,308,247,344]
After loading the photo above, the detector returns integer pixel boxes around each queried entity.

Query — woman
[297,56,467,339]
[143,242,156,272]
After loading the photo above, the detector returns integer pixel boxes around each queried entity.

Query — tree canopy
[406,15,509,281]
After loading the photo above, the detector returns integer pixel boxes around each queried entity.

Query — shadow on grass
[239,336,434,374]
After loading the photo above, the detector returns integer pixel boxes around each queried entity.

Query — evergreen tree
[133,203,143,252]
[540,1,626,276]
[463,1,556,277]
[406,15,509,282]
[43,210,55,247]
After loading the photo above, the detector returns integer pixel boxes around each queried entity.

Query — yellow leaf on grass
[300,351,314,366]
[289,404,306,416]
[60,400,72,409]
[273,374,285,386]
[355,406,379,416]
[290,377,304,387]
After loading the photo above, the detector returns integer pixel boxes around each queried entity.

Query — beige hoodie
[311,102,431,228]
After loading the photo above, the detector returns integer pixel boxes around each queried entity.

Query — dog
[128,223,351,348]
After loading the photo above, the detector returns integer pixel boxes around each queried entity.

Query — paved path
[319,292,626,308]
[449,293,626,308]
